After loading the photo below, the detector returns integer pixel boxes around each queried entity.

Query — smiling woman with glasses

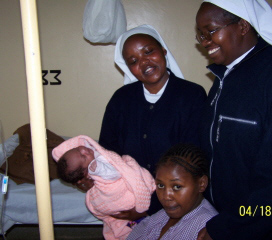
[195,0,272,240]
[196,20,239,43]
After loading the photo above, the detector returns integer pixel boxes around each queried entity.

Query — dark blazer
[201,38,272,240]
[99,70,207,214]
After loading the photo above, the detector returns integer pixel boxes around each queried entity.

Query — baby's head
[57,146,95,184]
[155,143,208,221]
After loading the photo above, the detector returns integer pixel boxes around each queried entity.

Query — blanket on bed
[0,123,64,184]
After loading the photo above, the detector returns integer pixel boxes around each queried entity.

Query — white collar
[143,79,169,104]
[226,46,255,70]
[224,46,255,76]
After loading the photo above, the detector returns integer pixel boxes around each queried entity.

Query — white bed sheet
[0,176,102,234]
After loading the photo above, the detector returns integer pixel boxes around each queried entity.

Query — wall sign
[42,70,61,85]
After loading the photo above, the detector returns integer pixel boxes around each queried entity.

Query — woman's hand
[197,227,213,240]
[111,207,147,221]
[74,178,94,192]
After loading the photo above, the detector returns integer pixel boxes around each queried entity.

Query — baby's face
[64,146,95,177]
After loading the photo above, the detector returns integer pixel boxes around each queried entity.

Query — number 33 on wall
[42,70,61,85]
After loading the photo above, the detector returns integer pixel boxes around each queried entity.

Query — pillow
[0,124,64,184]
[0,133,19,167]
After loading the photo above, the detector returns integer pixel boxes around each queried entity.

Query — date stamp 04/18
[239,206,271,217]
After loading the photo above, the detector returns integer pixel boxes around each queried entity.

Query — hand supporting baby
[74,177,94,192]
[111,207,147,221]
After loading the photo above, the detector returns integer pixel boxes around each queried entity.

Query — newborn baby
[52,135,155,240]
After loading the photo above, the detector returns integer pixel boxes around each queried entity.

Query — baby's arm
[89,159,97,172]
[88,157,121,181]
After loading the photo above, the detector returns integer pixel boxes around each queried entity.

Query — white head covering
[114,24,184,85]
[203,0,272,45]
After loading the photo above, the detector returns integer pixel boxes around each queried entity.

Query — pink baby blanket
[52,135,156,240]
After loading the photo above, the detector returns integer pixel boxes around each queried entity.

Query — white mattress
[0,176,102,234]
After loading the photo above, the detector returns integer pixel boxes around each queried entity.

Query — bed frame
[0,134,102,235]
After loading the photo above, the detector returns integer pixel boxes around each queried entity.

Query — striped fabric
[126,198,218,240]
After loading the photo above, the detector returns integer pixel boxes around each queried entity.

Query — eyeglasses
[196,21,238,43]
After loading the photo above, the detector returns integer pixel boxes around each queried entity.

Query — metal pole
[19,0,54,239]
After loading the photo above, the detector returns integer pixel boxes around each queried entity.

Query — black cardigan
[201,38,272,240]
[99,70,206,176]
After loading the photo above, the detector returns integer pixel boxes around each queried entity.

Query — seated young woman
[127,143,218,240]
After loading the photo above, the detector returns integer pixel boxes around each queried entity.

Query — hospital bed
[0,133,102,235]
